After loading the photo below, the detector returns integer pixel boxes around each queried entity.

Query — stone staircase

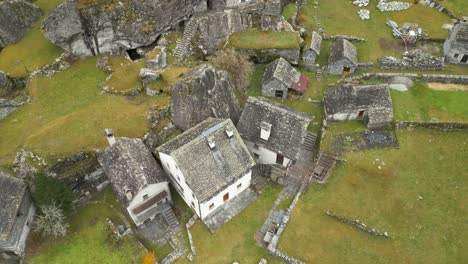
[173,17,199,60]
[163,206,180,230]
[303,132,317,151]
[316,67,323,79]
[252,173,269,191]
[270,165,286,182]
[311,153,337,184]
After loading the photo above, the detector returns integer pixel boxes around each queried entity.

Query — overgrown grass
[0,0,64,77]
[102,56,146,93]
[443,0,468,17]
[229,30,301,50]
[174,184,283,264]
[279,129,468,263]
[282,3,297,20]
[391,82,468,122]
[320,121,368,152]
[0,57,169,165]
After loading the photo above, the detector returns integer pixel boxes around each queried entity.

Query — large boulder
[41,0,202,56]
[0,0,43,48]
[172,65,241,131]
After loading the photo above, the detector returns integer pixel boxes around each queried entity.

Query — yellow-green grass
[229,30,301,50]
[391,82,468,122]
[103,56,146,93]
[174,184,284,264]
[443,0,468,17]
[279,129,468,263]
[282,3,297,20]
[27,188,149,264]
[0,0,64,77]
[0,57,169,165]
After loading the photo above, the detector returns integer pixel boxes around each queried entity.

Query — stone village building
[303,31,322,70]
[237,96,314,168]
[323,84,394,130]
[98,129,174,227]
[443,21,468,64]
[262,57,310,99]
[156,118,256,221]
[0,172,35,261]
[328,38,358,75]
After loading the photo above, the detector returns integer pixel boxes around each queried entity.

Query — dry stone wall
[345,72,468,85]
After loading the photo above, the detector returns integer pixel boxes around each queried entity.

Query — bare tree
[34,203,69,238]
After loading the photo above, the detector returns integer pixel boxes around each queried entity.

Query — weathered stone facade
[0,0,42,48]
[327,39,358,75]
[303,31,322,70]
[443,22,468,65]
[379,49,445,70]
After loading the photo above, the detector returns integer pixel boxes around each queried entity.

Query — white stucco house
[237,96,314,168]
[98,129,174,227]
[156,118,256,220]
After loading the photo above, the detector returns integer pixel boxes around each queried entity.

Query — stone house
[323,84,393,130]
[328,38,358,75]
[237,96,314,168]
[303,31,322,69]
[262,57,310,99]
[0,172,35,260]
[98,129,173,227]
[157,118,255,220]
[443,22,468,64]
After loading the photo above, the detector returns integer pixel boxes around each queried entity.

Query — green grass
[320,121,368,152]
[0,0,64,77]
[0,57,169,165]
[103,56,146,93]
[443,0,468,17]
[279,129,468,263]
[174,184,284,264]
[229,30,301,50]
[391,82,468,122]
[282,3,297,20]
[27,188,148,264]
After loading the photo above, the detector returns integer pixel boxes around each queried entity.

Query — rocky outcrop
[378,49,445,70]
[171,65,241,131]
[0,71,28,120]
[0,0,42,48]
[42,0,202,56]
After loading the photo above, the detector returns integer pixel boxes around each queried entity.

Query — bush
[208,49,254,94]
[34,203,69,238]
[33,174,73,215]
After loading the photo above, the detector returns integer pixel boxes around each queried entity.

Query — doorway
[461,55,468,63]
[342,67,351,76]
[276,154,284,165]
[358,110,365,118]
[126,49,143,61]
[275,90,284,98]
[223,192,229,202]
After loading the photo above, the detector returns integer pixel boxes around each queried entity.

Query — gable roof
[328,38,358,65]
[0,172,27,241]
[307,31,322,55]
[237,97,314,161]
[98,137,166,207]
[157,118,255,202]
[263,57,301,88]
[323,84,393,115]
[445,22,468,53]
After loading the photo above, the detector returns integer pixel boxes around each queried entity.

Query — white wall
[127,182,171,226]
[199,171,251,219]
[328,111,363,121]
[244,140,292,167]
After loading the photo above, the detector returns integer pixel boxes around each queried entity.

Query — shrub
[34,203,69,238]
[33,174,73,215]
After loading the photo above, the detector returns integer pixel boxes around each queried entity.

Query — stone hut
[98,130,174,227]
[328,39,358,75]
[237,96,314,168]
[323,84,393,130]
[262,58,310,99]
[157,118,255,222]
[0,172,35,261]
[443,22,468,64]
[303,31,322,69]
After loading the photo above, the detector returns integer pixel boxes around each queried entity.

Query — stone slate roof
[328,38,358,65]
[446,22,468,52]
[0,172,26,241]
[455,23,468,41]
[323,84,393,115]
[263,57,300,88]
[308,31,322,55]
[237,96,314,161]
[157,118,255,202]
[98,138,166,207]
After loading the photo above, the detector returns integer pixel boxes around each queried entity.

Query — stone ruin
[379,49,446,70]
[377,0,411,12]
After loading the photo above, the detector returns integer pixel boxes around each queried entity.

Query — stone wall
[395,121,467,131]
[345,72,468,85]
[323,35,366,42]
[378,50,445,71]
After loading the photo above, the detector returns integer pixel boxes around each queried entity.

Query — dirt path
[427,83,468,91]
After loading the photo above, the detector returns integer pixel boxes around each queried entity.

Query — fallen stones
[139,68,161,84]
[353,0,369,7]
[146,48,168,70]
[358,9,370,20]
[379,49,445,71]
[377,0,411,12]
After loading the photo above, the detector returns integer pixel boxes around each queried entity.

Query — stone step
[163,207,179,230]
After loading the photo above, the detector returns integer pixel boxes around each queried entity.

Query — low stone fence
[378,51,445,71]
[323,35,366,42]
[325,211,391,238]
[267,247,305,264]
[185,215,198,261]
[345,72,468,85]
[395,121,467,131]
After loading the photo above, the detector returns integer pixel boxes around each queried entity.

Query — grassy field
[0,0,64,77]
[282,3,297,20]
[0,57,169,165]
[102,56,146,93]
[27,188,149,264]
[279,129,468,263]
[391,82,468,122]
[443,0,468,17]
[229,30,301,49]
[175,184,283,264]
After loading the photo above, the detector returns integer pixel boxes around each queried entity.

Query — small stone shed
[262,57,310,99]
[303,31,322,68]
[328,38,358,75]
[443,22,468,64]
[323,84,393,130]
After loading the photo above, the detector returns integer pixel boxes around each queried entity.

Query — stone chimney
[103,128,116,146]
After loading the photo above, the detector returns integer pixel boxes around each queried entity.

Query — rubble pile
[353,0,369,7]
[377,0,411,11]
[358,9,370,20]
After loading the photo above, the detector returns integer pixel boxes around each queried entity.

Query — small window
[209,203,215,210]
[191,201,196,208]
[253,144,259,150]
[254,153,260,159]
[454,53,459,58]
[143,194,149,200]
[237,183,242,189]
